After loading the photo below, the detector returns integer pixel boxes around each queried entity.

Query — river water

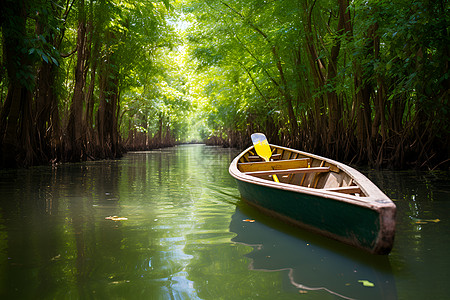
[0,144,449,299]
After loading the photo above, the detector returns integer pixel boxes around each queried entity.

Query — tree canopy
[0,0,448,169]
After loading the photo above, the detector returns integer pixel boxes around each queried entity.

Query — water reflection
[0,148,204,299]
[230,204,397,300]
[365,169,450,300]
[0,146,448,299]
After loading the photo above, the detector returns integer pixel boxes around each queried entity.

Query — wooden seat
[243,166,330,176]
[238,158,309,173]
[248,153,281,162]
[271,153,282,160]
[324,186,361,194]
[247,155,263,162]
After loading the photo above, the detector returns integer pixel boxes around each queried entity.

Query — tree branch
[60,47,77,58]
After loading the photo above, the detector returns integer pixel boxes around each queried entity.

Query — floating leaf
[413,218,440,224]
[51,254,61,261]
[243,219,255,223]
[109,280,130,285]
[358,280,375,287]
[428,219,440,223]
[105,216,128,221]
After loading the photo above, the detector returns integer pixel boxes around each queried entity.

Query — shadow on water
[229,203,397,300]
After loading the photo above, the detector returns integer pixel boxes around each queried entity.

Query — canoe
[229,144,396,254]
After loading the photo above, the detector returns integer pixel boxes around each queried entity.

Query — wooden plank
[238,158,309,172]
[324,162,340,173]
[322,172,343,189]
[287,152,299,184]
[300,173,307,186]
[243,166,330,176]
[248,153,281,162]
[311,161,326,188]
[324,186,361,194]
[271,153,282,160]
[248,155,262,162]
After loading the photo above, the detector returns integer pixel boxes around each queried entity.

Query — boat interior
[237,146,366,197]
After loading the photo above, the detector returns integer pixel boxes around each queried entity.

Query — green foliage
[181,0,449,166]
[0,0,447,167]
[353,0,449,134]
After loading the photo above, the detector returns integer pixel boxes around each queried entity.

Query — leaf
[36,49,44,57]
[427,219,440,223]
[162,0,171,10]
[41,54,49,64]
[358,280,375,287]
[51,254,61,261]
[50,56,59,66]
[412,217,441,224]
[105,216,128,221]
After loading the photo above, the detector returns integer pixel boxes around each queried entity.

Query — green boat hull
[235,179,384,253]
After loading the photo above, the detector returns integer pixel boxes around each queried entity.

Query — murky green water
[0,145,449,299]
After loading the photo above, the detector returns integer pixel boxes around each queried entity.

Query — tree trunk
[84,20,97,157]
[338,0,375,164]
[34,9,64,163]
[222,1,298,137]
[97,61,107,157]
[66,0,87,161]
[0,0,35,167]
[326,0,347,157]
[302,0,327,152]
[97,35,120,159]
